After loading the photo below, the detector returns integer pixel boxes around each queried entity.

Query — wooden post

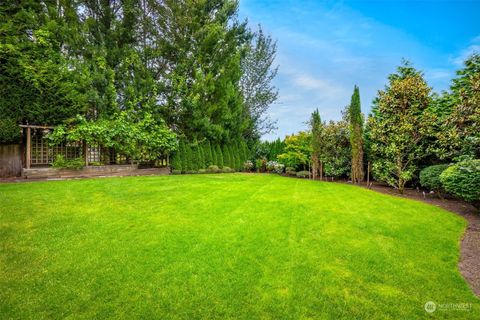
[367,161,370,188]
[83,140,88,166]
[26,127,31,169]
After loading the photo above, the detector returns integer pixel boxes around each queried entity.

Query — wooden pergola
[20,125,54,169]
[20,124,90,169]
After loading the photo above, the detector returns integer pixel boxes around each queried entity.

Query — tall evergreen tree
[198,143,206,169]
[223,145,231,168]
[216,145,224,168]
[184,143,193,172]
[240,25,279,142]
[348,86,364,183]
[310,109,322,180]
[368,62,431,193]
[204,141,213,166]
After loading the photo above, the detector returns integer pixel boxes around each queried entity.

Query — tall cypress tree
[216,145,224,168]
[310,109,322,180]
[184,144,193,172]
[204,141,213,166]
[198,143,205,169]
[348,85,364,183]
[212,143,218,166]
[178,139,188,172]
[223,145,231,168]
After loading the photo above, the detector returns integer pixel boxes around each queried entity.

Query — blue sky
[238,0,480,140]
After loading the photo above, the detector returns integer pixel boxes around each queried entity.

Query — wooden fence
[0,144,22,178]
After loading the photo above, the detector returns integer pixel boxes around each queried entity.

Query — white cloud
[451,35,480,66]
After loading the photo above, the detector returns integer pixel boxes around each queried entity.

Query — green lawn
[1,174,478,319]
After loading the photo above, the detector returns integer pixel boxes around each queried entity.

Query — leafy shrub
[89,161,105,166]
[0,118,21,144]
[207,165,221,173]
[198,169,207,174]
[51,154,84,169]
[185,170,198,174]
[419,164,450,195]
[286,167,296,176]
[243,160,254,172]
[171,170,182,175]
[440,159,480,208]
[222,166,234,173]
[255,158,266,172]
[296,171,309,178]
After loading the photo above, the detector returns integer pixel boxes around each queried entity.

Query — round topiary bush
[419,164,450,195]
[285,167,296,176]
[296,171,309,178]
[440,159,480,209]
[207,165,220,173]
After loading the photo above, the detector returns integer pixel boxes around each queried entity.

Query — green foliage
[348,86,364,183]
[171,140,185,172]
[310,109,322,178]
[440,160,480,208]
[198,169,207,174]
[419,164,450,194]
[51,155,84,170]
[240,25,279,139]
[0,118,21,144]
[296,171,310,178]
[203,141,213,167]
[222,166,235,173]
[286,167,296,176]
[368,62,432,193]
[0,1,276,154]
[211,143,218,167]
[255,138,285,161]
[432,54,480,160]
[255,159,266,172]
[321,120,351,178]
[215,145,224,168]
[184,144,193,172]
[49,112,177,161]
[171,170,182,175]
[198,144,206,169]
[223,146,231,169]
[207,165,221,173]
[277,131,311,170]
[191,143,200,171]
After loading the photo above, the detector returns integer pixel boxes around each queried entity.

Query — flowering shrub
[243,160,254,172]
[265,161,285,174]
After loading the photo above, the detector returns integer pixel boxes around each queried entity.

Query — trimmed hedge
[419,164,450,195]
[440,159,480,209]
[0,118,21,144]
